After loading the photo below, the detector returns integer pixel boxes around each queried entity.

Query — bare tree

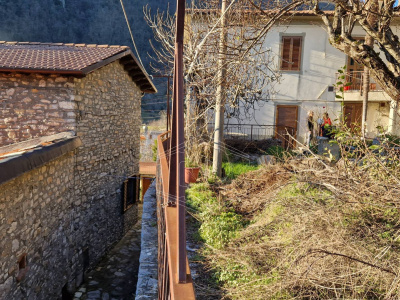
[145,1,281,173]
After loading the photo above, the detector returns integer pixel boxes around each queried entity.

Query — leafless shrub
[144,1,283,165]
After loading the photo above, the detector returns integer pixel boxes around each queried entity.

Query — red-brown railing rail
[336,71,382,92]
[156,131,196,300]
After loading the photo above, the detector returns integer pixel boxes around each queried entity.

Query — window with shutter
[122,175,139,212]
[280,36,303,71]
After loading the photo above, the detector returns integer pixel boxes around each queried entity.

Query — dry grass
[202,146,400,299]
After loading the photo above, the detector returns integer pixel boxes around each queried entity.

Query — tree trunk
[362,56,371,137]
[212,0,228,177]
[361,0,378,138]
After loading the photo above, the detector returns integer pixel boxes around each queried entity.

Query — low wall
[135,182,158,300]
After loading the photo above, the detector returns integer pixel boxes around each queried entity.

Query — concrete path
[73,205,143,300]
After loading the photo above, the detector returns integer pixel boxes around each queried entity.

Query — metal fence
[156,131,196,300]
[208,123,296,149]
[221,124,294,141]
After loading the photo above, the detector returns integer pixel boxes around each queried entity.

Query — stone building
[0,42,155,299]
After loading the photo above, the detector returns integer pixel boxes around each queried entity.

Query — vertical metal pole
[167,76,170,131]
[250,125,253,141]
[170,0,186,284]
[169,62,177,207]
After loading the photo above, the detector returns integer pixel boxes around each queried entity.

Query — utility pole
[362,0,378,138]
[212,0,228,177]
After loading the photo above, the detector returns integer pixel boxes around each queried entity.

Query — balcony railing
[339,71,382,92]
[156,131,196,300]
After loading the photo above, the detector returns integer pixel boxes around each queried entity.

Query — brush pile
[207,142,400,299]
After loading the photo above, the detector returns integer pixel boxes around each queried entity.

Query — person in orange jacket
[321,112,332,138]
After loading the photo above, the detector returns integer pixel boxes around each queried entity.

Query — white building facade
[227,15,399,145]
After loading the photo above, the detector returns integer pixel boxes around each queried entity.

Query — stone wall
[0,73,76,146]
[71,60,141,271]
[0,61,142,299]
[135,182,158,300]
[0,151,76,299]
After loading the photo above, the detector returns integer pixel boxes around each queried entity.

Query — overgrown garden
[186,133,400,299]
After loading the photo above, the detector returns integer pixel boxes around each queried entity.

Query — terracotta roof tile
[0,41,127,72]
[0,41,157,93]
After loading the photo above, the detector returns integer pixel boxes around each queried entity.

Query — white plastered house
[190,10,400,146]
[244,12,400,145]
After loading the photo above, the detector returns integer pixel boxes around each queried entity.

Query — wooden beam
[124,64,140,72]
[139,83,152,89]
[119,56,133,65]
[131,74,145,81]
[129,70,143,78]
[137,79,150,85]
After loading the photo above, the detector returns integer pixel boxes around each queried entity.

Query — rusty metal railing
[337,71,382,92]
[156,131,196,300]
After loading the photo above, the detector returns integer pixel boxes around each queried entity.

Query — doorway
[275,105,298,149]
[343,102,362,131]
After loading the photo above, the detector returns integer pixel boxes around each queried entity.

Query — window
[280,36,303,71]
[122,175,139,212]
[16,253,28,282]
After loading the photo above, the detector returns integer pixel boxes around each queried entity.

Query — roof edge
[0,136,82,186]
[0,43,157,93]
[118,50,157,94]
[80,49,157,93]
[0,68,83,76]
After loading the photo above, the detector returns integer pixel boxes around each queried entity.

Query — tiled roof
[0,42,128,71]
[0,42,156,93]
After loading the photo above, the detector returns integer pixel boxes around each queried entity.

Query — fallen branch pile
[207,147,400,299]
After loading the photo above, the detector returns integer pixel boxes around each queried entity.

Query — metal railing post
[174,0,187,284]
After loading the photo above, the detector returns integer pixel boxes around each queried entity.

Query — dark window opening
[16,253,28,282]
[122,174,139,212]
[83,248,90,272]
[61,283,73,300]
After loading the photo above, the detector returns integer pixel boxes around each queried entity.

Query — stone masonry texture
[0,61,142,299]
[0,73,76,146]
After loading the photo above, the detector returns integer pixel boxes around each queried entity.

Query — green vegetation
[185,157,198,168]
[264,145,290,160]
[186,182,244,249]
[188,150,400,299]
[222,161,258,180]
[152,140,158,162]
